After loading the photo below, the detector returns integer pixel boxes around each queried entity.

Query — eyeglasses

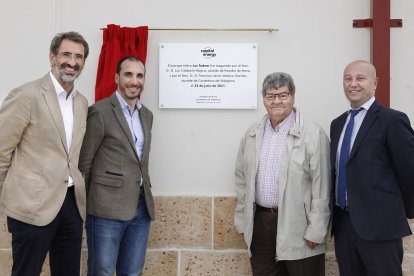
[57,51,85,62]
[264,92,292,101]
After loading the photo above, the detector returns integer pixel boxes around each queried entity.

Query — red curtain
[95,24,148,102]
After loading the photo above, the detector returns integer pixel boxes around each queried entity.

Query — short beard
[56,64,82,83]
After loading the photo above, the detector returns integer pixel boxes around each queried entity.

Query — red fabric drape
[95,24,148,102]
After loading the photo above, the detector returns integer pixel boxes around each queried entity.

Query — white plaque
[159,43,257,109]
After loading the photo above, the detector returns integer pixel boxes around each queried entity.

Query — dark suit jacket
[330,100,414,240]
[79,93,154,221]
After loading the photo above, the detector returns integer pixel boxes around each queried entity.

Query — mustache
[126,84,143,89]
[60,63,80,71]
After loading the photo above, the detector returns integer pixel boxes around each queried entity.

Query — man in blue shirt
[79,56,155,275]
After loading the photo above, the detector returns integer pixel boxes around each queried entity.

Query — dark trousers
[333,206,403,276]
[250,208,325,276]
[7,186,83,276]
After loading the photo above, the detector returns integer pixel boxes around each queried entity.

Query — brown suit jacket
[0,73,88,226]
[79,93,154,221]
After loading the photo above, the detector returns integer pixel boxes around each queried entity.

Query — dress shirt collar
[115,91,142,112]
[49,71,77,98]
[348,96,375,112]
[266,110,295,132]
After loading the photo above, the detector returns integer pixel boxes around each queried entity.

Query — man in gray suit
[79,55,154,275]
[0,31,89,276]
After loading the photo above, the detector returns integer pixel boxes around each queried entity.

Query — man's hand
[306,239,319,249]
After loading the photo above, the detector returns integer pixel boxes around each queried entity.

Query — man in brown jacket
[0,31,89,276]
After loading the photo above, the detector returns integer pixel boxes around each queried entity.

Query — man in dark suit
[0,31,89,275]
[330,60,414,275]
[79,56,154,275]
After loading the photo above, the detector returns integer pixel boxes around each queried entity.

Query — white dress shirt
[50,71,76,187]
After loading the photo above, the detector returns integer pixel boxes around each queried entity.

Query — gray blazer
[79,93,154,220]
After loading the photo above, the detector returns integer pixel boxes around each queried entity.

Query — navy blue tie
[338,108,362,209]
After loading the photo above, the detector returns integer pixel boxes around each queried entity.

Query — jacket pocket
[105,170,124,176]
[93,174,123,188]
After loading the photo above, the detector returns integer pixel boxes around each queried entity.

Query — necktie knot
[350,108,362,118]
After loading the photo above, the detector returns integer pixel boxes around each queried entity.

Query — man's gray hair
[50,31,89,59]
[262,72,295,96]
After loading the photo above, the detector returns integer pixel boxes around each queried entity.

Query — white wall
[1,0,412,196]
[391,0,414,118]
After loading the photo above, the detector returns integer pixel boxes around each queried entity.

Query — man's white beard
[57,64,81,83]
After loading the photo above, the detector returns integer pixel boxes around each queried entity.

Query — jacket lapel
[140,107,151,164]
[279,110,302,199]
[41,74,69,155]
[70,92,85,157]
[110,94,140,161]
[254,115,266,171]
[349,101,380,160]
[331,113,348,163]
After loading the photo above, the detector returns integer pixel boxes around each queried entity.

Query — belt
[256,204,278,214]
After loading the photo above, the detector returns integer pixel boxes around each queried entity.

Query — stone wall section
[1,197,413,275]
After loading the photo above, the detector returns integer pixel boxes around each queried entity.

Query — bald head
[344,60,377,79]
[343,60,378,108]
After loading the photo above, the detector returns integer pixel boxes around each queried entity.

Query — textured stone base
[1,198,414,275]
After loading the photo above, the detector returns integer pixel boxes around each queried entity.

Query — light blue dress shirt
[115,91,144,161]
